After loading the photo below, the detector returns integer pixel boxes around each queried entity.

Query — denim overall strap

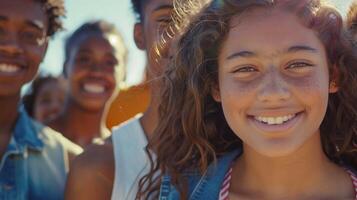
[159,149,242,200]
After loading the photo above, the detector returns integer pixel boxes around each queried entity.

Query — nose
[0,34,24,57]
[257,71,291,103]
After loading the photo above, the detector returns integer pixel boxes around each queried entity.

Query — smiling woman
[137,0,357,199]
[47,20,127,148]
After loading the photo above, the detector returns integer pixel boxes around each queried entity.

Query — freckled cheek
[219,77,260,112]
[286,72,328,91]
[284,74,329,109]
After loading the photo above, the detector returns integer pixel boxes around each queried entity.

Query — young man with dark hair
[65,0,174,199]
[0,0,82,199]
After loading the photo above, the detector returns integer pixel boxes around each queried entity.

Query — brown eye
[286,62,313,69]
[20,30,43,45]
[233,66,258,73]
[76,55,91,65]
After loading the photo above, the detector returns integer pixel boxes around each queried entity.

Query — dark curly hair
[138,0,357,198]
[35,0,66,36]
[131,0,143,21]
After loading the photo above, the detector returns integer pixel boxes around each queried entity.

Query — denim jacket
[159,149,242,200]
[0,107,83,200]
[159,149,357,200]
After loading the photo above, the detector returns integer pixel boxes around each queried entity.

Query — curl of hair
[138,0,357,199]
[347,0,357,35]
[35,0,66,36]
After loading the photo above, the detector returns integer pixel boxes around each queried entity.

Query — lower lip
[248,112,303,134]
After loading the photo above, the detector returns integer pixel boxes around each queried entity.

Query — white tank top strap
[111,114,149,200]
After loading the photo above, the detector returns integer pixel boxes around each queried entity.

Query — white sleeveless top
[111,114,150,200]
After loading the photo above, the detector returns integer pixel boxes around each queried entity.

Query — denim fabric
[0,107,82,200]
[159,149,242,200]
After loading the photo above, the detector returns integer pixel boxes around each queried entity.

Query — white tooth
[0,64,20,73]
[267,118,275,125]
[276,117,284,124]
[282,116,288,122]
[262,117,268,123]
[84,84,105,94]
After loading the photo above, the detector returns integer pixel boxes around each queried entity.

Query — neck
[55,99,109,146]
[140,81,160,140]
[232,133,351,198]
[0,94,20,134]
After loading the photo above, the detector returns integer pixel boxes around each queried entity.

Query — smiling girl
[48,20,127,148]
[138,0,357,199]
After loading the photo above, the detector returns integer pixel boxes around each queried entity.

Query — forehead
[222,9,323,56]
[142,0,173,16]
[0,0,48,28]
[73,33,118,53]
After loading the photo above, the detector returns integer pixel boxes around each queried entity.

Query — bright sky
[40,0,354,86]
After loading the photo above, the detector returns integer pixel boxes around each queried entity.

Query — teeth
[254,114,296,125]
[0,64,20,73]
[83,83,105,94]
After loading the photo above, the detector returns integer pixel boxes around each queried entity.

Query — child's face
[214,9,337,157]
[34,80,65,123]
[65,33,121,111]
[0,0,48,97]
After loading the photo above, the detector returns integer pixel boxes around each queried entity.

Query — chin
[249,141,304,158]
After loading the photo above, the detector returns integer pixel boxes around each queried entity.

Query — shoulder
[65,138,114,200]
[39,126,83,156]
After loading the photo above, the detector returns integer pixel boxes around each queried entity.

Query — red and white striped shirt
[219,168,357,200]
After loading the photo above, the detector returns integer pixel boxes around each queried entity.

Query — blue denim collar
[11,106,44,152]
[159,148,242,200]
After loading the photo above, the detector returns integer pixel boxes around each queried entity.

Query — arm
[65,143,115,200]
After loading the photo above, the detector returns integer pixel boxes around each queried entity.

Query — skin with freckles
[211,9,352,199]
[214,9,334,157]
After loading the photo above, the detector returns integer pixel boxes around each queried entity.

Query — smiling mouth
[0,63,22,74]
[254,114,296,125]
[82,83,106,94]
[248,111,304,132]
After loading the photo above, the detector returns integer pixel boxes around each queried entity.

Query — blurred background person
[48,20,127,148]
[23,74,66,124]
[65,0,176,199]
[0,0,82,199]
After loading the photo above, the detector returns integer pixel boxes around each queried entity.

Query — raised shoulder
[65,138,115,200]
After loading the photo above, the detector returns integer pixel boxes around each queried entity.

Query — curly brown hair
[347,0,357,35]
[35,0,66,36]
[138,0,357,198]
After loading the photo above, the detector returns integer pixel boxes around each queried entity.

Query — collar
[12,106,44,152]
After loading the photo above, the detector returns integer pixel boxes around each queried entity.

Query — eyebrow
[153,5,174,13]
[226,51,256,60]
[287,45,318,53]
[226,45,318,60]
[25,20,45,31]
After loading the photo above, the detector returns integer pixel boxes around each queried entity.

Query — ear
[211,83,221,102]
[134,23,146,50]
[329,66,339,93]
